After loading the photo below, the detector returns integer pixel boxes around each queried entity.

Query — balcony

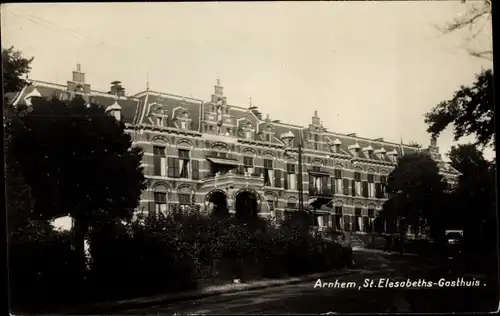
[307,167,330,177]
[201,170,264,190]
[309,187,333,198]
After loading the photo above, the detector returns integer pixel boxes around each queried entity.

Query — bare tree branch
[436,0,492,60]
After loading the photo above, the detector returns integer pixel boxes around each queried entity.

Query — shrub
[9,229,83,312]
[10,211,352,312]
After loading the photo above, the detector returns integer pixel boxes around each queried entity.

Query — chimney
[109,81,126,97]
[312,110,320,126]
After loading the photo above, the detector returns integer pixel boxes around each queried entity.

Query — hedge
[9,211,352,313]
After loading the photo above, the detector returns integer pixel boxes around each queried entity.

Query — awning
[310,207,332,214]
[308,198,333,211]
[308,170,330,177]
[206,157,240,166]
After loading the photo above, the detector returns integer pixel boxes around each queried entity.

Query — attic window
[181,121,187,129]
[245,130,251,139]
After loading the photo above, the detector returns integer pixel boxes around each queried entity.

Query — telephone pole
[297,131,304,212]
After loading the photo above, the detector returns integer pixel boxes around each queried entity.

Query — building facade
[11,64,461,233]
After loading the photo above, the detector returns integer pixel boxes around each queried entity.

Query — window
[334,144,340,153]
[353,172,361,196]
[285,163,296,190]
[178,193,191,205]
[243,156,254,174]
[334,169,343,194]
[180,121,187,129]
[264,159,273,169]
[380,175,387,198]
[334,206,343,230]
[263,159,274,186]
[287,201,297,210]
[267,199,276,212]
[315,215,328,227]
[367,209,375,233]
[342,178,349,196]
[245,130,251,139]
[368,174,375,197]
[362,181,369,197]
[314,134,319,142]
[153,146,167,176]
[354,208,362,232]
[266,134,271,142]
[157,116,163,126]
[312,166,321,172]
[178,149,190,179]
[209,125,214,132]
[154,192,167,216]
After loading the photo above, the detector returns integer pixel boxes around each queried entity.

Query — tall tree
[9,95,146,278]
[3,46,38,240]
[381,153,447,247]
[436,0,492,60]
[2,46,34,94]
[447,144,495,249]
[424,69,494,150]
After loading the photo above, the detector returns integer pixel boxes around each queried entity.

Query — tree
[2,46,34,94]
[3,46,39,241]
[424,69,494,150]
[9,95,146,279]
[436,0,492,60]
[381,153,447,249]
[446,144,495,249]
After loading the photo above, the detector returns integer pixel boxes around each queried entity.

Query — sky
[1,2,494,162]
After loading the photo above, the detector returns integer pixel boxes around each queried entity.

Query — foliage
[9,229,83,312]
[2,46,34,94]
[10,96,146,225]
[379,152,447,243]
[436,0,492,60]
[10,209,352,313]
[446,144,496,250]
[8,94,146,293]
[424,69,494,149]
[3,46,43,241]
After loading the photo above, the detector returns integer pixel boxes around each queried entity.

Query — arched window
[153,183,169,217]
[264,192,278,213]
[178,185,195,211]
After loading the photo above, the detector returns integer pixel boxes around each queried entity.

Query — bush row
[9,211,352,312]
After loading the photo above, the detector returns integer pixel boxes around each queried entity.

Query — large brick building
[10,64,461,233]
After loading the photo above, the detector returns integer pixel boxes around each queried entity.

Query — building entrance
[207,190,228,217]
[235,190,258,221]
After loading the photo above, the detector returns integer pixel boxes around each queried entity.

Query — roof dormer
[281,130,295,147]
[387,148,399,162]
[24,86,42,106]
[362,144,374,158]
[348,142,361,156]
[374,147,386,160]
[105,100,122,122]
[329,138,342,153]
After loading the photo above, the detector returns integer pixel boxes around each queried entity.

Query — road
[107,251,498,314]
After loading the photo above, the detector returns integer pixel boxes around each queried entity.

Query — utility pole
[297,132,304,213]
